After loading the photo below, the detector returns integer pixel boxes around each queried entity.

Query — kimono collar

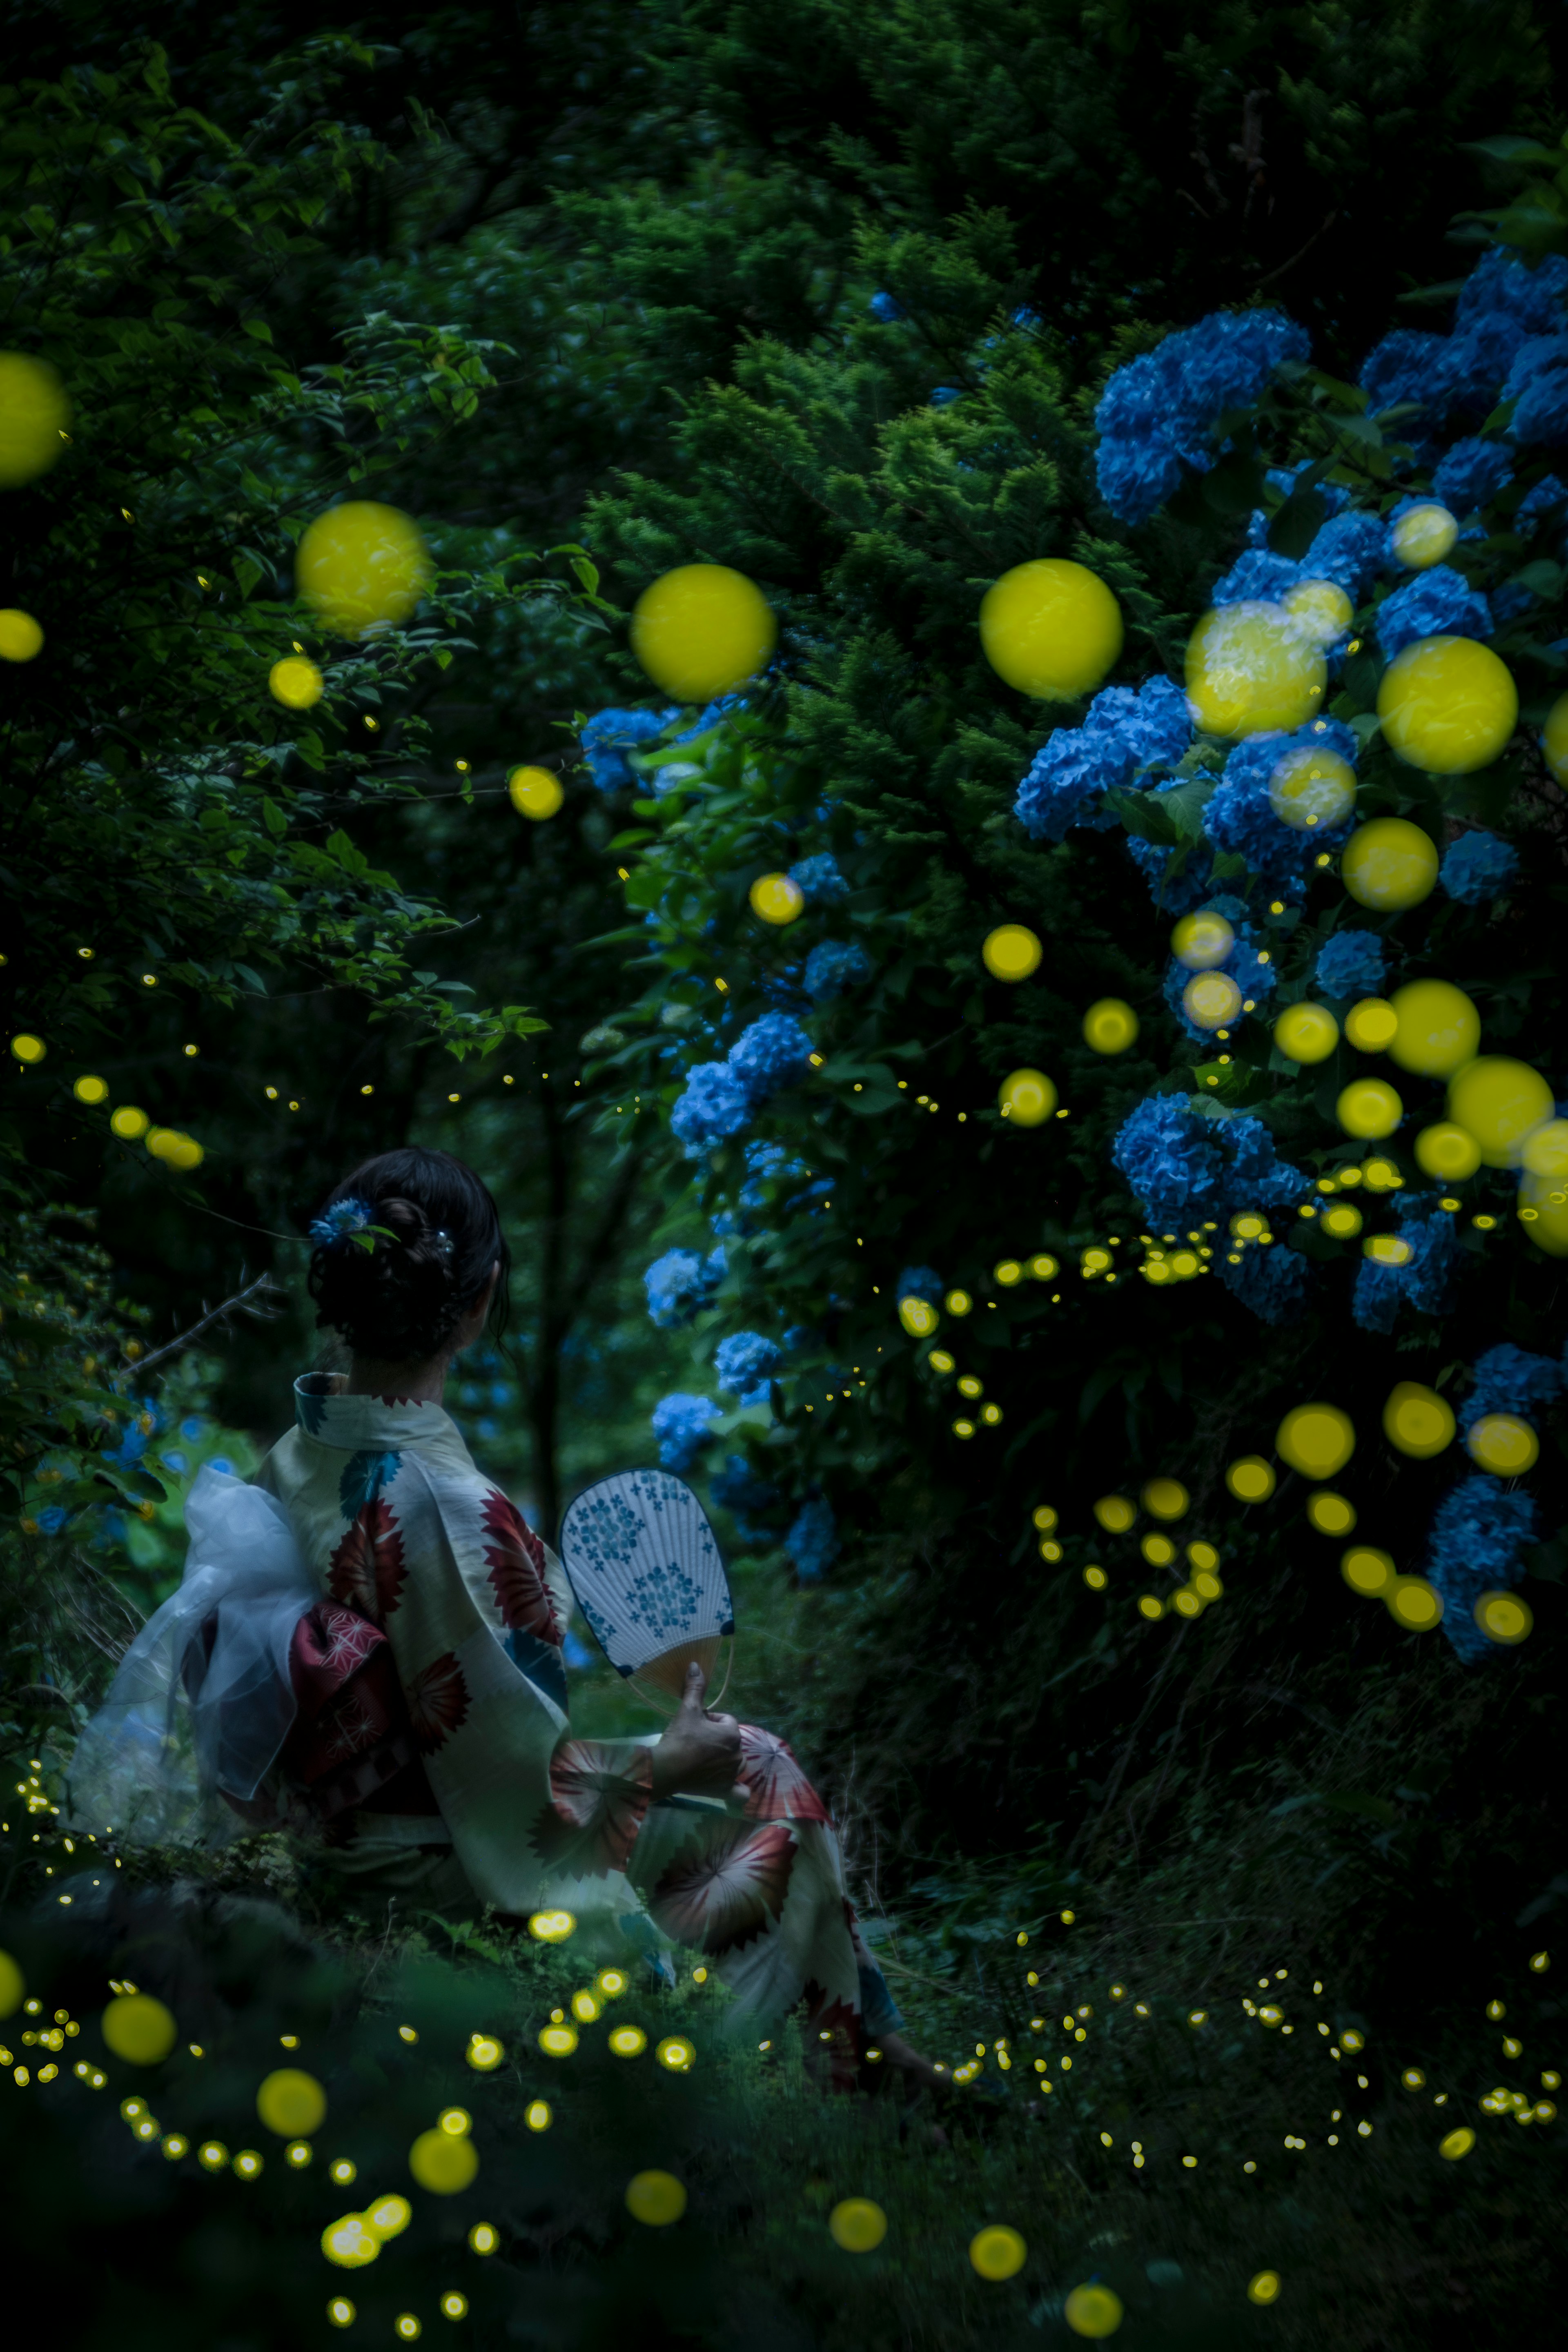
[292,1371,463,1452]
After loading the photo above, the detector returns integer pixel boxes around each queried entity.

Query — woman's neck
[345,1352,450,1403]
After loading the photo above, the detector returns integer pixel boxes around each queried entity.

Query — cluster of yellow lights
[0,1040,207,1168]
[898,1255,1060,1341]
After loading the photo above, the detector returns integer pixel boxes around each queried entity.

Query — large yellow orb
[1063,2282,1123,2335]
[0,352,71,487]
[297,502,432,641]
[1475,1590,1532,1645]
[1542,692,1568,785]
[1341,1545,1394,1597]
[1386,1575,1444,1632]
[828,2198,888,2252]
[982,924,1042,981]
[1268,744,1357,831]
[408,2127,479,2194]
[1390,503,1458,569]
[1171,911,1234,970]
[979,559,1122,699]
[102,1993,178,2064]
[999,1068,1057,1125]
[749,872,804,925]
[1377,636,1518,775]
[0,608,43,662]
[1340,817,1438,911]
[1383,1381,1454,1459]
[321,2214,381,2269]
[1185,601,1326,738]
[1467,1414,1539,1475]
[1447,1056,1553,1167]
[1083,998,1139,1053]
[1388,980,1479,1078]
[508,765,563,820]
[1519,1166,1568,1255]
[1183,971,1241,1030]
[630,564,776,701]
[1522,1118,1568,1179]
[256,2069,327,2137]
[969,2225,1027,2281]
[1336,1078,1403,1140]
[1344,998,1398,1051]
[625,2170,687,2227]
[0,1949,24,2016]
[269,655,323,710]
[1414,1122,1481,1181]
[1276,1402,1354,1481]
[1226,1456,1276,1502]
[1283,578,1352,645]
[1274,1002,1339,1063]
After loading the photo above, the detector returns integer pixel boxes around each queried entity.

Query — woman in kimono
[256,1145,934,2094]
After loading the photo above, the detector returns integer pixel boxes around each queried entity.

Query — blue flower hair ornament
[310,1196,377,1251]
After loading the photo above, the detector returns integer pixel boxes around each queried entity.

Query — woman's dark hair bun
[307,1147,509,1364]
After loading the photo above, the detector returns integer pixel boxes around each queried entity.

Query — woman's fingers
[679,1659,708,1714]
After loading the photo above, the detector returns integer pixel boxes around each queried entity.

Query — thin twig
[129,1271,283,1376]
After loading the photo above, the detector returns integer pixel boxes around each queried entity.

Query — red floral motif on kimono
[530,1740,652,1877]
[736,1723,831,1825]
[405,1650,470,1754]
[481,1489,561,1645]
[327,1497,406,1624]
[650,1821,796,1956]
[314,1602,382,1678]
[802,1984,862,2093]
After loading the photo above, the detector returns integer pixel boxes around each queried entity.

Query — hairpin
[309,1195,376,1251]
[432,1229,454,1263]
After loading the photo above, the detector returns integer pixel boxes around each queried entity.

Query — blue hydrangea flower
[714,1331,783,1404]
[310,1195,375,1251]
[580,706,676,791]
[1460,1342,1562,1434]
[1432,437,1515,513]
[651,1393,719,1474]
[1351,1194,1461,1332]
[1315,930,1385,998]
[1095,309,1310,524]
[1210,548,1302,607]
[1300,508,1388,601]
[1426,1474,1539,1662]
[869,291,906,322]
[1247,464,1352,547]
[1162,920,1276,1047]
[669,694,744,743]
[930,385,964,407]
[786,1497,841,1584]
[896,1265,942,1304]
[1361,328,1446,419]
[1375,566,1492,662]
[1126,835,1221,913]
[1012,306,1042,331]
[789,853,847,905]
[670,1061,752,1152]
[1515,365,1568,447]
[804,940,872,1002]
[1016,675,1191,842]
[35,1505,69,1534]
[1517,472,1568,530]
[1441,830,1519,905]
[728,1013,814,1102]
[1113,1095,1307,1228]
[710,1454,782,1546]
[1215,1239,1313,1324]
[1203,719,1359,898]
[1455,246,1568,338]
[644,1247,724,1329]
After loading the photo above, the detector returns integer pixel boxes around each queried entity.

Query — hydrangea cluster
[1160,895,1276,1045]
[728,1012,814,1098]
[930,385,964,408]
[1202,719,1359,898]
[1360,249,1568,451]
[1459,1342,1563,1434]
[1215,1238,1313,1325]
[1113,1096,1307,1232]
[1425,1475,1540,1662]
[1519,472,1568,531]
[1432,437,1515,513]
[868,291,906,323]
[1094,308,1310,525]
[1440,830,1519,905]
[896,1264,943,1304]
[710,1454,782,1547]
[643,1247,725,1330]
[1125,835,1221,914]
[785,1497,841,1584]
[804,940,872,1001]
[1314,929,1385,998]
[580,706,677,790]
[651,1393,718,1475]
[714,1331,783,1403]
[1351,1194,1461,1333]
[1503,332,1568,446]
[1374,564,1492,662]
[1015,675,1191,842]
[790,853,847,904]
[1246,462,1352,548]
[670,1014,816,1154]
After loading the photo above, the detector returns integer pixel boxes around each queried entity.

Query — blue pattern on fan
[559,1470,735,1679]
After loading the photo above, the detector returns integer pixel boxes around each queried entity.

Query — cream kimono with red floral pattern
[257,1376,898,2071]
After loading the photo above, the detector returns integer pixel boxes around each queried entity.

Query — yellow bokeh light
[570,1988,600,2023]
[1377,635,1518,775]
[979,559,1122,699]
[1414,1122,1481,1183]
[1439,2127,1477,2161]
[1247,2271,1283,2307]
[1447,1056,1553,1167]
[1171,911,1234,970]
[1363,1233,1412,1267]
[898,1294,940,1337]
[72,1075,109,1105]
[828,2197,888,2252]
[1305,1491,1356,1536]
[1385,1576,1443,1632]
[625,2170,687,2227]
[1063,2281,1123,2334]
[0,608,44,662]
[1083,1564,1109,1590]
[438,2107,472,2138]
[945,1288,973,1316]
[508,766,564,820]
[528,1910,576,1942]
[1142,1532,1176,1566]
[1273,1002,1338,1063]
[608,2025,648,2058]
[1387,980,1479,1079]
[1282,576,1353,645]
[1277,1402,1354,1481]
[1467,1413,1539,1476]
[994,1258,1023,1285]
[440,2296,468,2322]
[1320,1203,1363,1239]
[321,2214,380,2270]
[1187,1539,1220,1572]
[297,502,432,641]
[1226,1455,1276,1503]
[1094,1494,1136,1533]
[982,924,1042,982]
[1267,744,1357,832]
[468,2223,498,2254]
[1382,1382,1454,1459]
[655,2036,695,2071]
[1522,1118,1568,1179]
[1343,996,1399,1051]
[748,872,804,925]
[596,1969,628,2000]
[998,1067,1057,1125]
[466,2034,504,2071]
[1341,1545,1394,1598]
[268,655,323,710]
[630,564,776,702]
[327,2296,356,2328]
[408,2127,479,2194]
[256,2069,326,2138]
[1082,997,1139,1052]
[1517,1165,1568,1255]
[1390,503,1458,569]
[10,1033,45,1064]
[1138,1593,1166,1620]
[1341,817,1438,911]
[969,2225,1027,2282]
[1336,1078,1403,1140]
[1475,1590,1532,1644]
[1183,971,1241,1030]
[1542,691,1568,784]
[526,2099,552,2130]
[537,2024,579,2058]
[0,352,71,488]
[1185,601,1325,737]
[1142,1478,1188,1521]
[102,1993,177,2065]
[366,2194,411,2240]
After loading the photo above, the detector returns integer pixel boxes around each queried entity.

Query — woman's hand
[649,1662,744,1802]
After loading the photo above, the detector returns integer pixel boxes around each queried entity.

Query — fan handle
[630,1632,733,1717]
